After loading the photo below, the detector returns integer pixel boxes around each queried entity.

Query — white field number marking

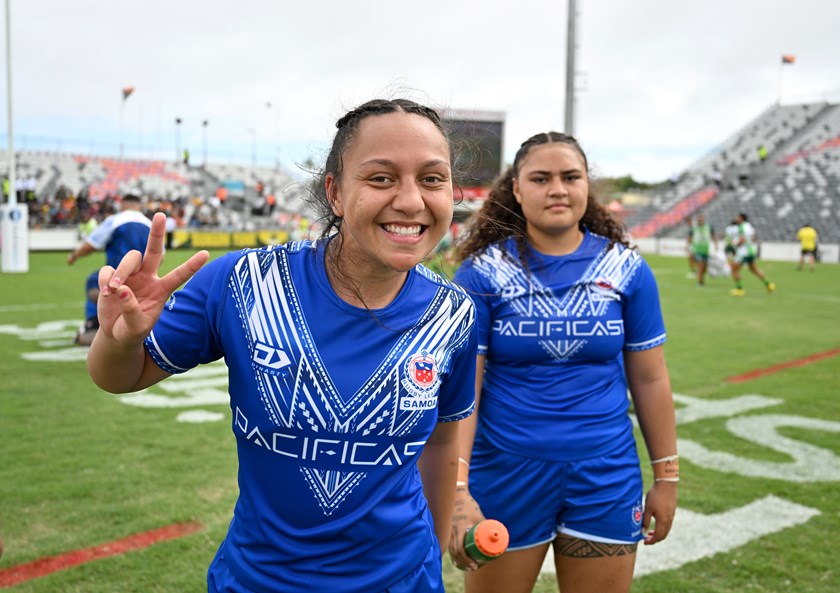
[2,321,832,577]
[540,495,820,577]
[546,393,830,577]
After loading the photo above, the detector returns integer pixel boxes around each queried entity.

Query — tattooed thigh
[553,533,637,558]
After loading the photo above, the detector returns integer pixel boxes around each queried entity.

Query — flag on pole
[122,86,135,100]
[781,54,796,65]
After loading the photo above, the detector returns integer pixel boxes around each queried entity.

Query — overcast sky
[3,0,839,183]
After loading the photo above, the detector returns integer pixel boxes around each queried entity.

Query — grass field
[1,251,839,592]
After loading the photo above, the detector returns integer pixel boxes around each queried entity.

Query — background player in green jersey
[687,213,717,286]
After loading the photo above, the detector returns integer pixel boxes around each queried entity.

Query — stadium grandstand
[624,101,840,243]
[2,101,839,246]
[0,150,309,234]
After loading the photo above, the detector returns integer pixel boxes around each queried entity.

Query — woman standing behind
[449,132,677,593]
[87,98,477,593]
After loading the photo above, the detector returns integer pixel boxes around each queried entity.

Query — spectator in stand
[77,209,99,241]
[85,98,477,593]
[449,131,677,593]
[216,185,227,205]
[796,223,819,272]
[165,214,178,250]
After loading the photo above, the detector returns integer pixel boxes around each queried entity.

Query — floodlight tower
[175,117,182,162]
[564,0,577,136]
[202,119,209,166]
[248,128,256,167]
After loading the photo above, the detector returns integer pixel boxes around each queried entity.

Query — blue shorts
[207,541,444,593]
[469,434,644,550]
[85,271,100,319]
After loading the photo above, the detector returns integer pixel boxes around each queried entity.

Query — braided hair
[311,98,449,238]
[456,131,629,265]
[302,98,454,319]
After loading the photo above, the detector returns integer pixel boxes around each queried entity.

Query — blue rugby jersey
[145,239,477,593]
[453,230,665,462]
[85,210,152,268]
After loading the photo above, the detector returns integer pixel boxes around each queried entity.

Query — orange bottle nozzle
[470,519,509,558]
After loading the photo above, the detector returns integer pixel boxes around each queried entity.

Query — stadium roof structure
[442,108,506,123]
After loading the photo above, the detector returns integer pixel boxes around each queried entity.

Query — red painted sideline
[0,521,203,588]
[725,347,840,384]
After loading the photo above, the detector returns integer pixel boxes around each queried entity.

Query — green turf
[1,251,838,592]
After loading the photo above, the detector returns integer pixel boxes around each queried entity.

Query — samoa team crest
[401,351,441,399]
[632,500,643,526]
[590,276,621,302]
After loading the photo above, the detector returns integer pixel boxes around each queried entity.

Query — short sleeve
[436,309,478,423]
[622,258,667,352]
[85,217,115,250]
[452,259,492,357]
[144,253,236,373]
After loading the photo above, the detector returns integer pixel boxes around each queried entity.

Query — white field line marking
[0,302,80,313]
[177,410,226,423]
[21,346,89,362]
[539,495,819,578]
[634,495,820,577]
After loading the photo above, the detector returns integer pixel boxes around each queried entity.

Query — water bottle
[462,519,509,566]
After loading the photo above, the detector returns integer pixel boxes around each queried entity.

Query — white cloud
[2,0,839,182]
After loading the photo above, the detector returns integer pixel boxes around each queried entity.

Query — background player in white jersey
[66,193,152,269]
[66,193,152,345]
[729,212,775,296]
[449,132,678,593]
[723,218,740,263]
[86,99,478,593]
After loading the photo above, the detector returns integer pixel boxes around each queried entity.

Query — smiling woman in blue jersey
[449,132,678,593]
[86,98,478,593]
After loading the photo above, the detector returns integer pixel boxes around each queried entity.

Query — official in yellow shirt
[796,224,818,271]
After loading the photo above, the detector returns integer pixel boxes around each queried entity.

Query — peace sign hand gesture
[88,212,209,393]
